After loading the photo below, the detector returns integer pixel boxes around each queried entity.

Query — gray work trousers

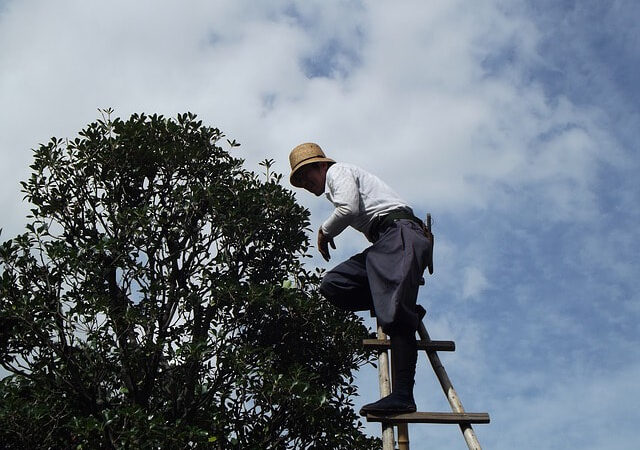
[319,220,432,335]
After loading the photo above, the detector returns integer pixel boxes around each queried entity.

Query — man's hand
[317,228,336,262]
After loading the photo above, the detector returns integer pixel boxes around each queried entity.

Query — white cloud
[1,0,621,222]
[462,266,490,300]
[1,1,639,447]
[481,362,640,449]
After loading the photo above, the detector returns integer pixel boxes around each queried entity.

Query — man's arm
[321,165,360,238]
[317,228,336,262]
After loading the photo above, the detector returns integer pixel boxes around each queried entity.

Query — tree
[0,110,378,449]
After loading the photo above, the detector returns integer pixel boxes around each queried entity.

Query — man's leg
[360,330,418,414]
[360,220,431,415]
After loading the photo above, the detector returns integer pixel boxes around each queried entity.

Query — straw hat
[289,142,335,187]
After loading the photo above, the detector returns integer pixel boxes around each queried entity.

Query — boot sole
[359,406,417,416]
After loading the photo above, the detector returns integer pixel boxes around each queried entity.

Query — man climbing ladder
[288,142,433,415]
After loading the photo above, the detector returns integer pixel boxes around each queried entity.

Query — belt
[369,209,422,241]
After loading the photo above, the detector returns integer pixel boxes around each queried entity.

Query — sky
[1,0,639,448]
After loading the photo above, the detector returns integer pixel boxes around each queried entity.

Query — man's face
[297,163,326,196]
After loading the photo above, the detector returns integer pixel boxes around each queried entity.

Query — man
[288,142,433,415]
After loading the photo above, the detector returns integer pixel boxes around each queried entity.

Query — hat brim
[289,157,335,187]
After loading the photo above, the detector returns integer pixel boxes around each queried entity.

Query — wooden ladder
[362,215,490,449]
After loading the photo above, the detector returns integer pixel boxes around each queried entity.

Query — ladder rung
[366,412,490,424]
[362,339,455,352]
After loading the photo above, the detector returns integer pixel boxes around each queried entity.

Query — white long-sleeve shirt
[321,162,410,241]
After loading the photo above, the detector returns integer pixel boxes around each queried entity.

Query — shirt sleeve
[321,165,360,238]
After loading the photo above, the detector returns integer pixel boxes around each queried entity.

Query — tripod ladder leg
[376,321,396,450]
[418,320,483,450]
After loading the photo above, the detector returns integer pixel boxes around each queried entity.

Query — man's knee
[320,274,349,311]
[319,272,339,300]
[320,272,374,312]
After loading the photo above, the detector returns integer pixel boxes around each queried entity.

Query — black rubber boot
[360,331,418,415]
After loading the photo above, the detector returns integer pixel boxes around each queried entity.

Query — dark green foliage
[0,111,378,449]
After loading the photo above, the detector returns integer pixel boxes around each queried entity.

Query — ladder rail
[376,323,396,450]
[418,321,483,450]
[422,212,483,449]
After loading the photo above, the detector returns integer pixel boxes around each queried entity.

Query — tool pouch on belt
[422,215,434,275]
